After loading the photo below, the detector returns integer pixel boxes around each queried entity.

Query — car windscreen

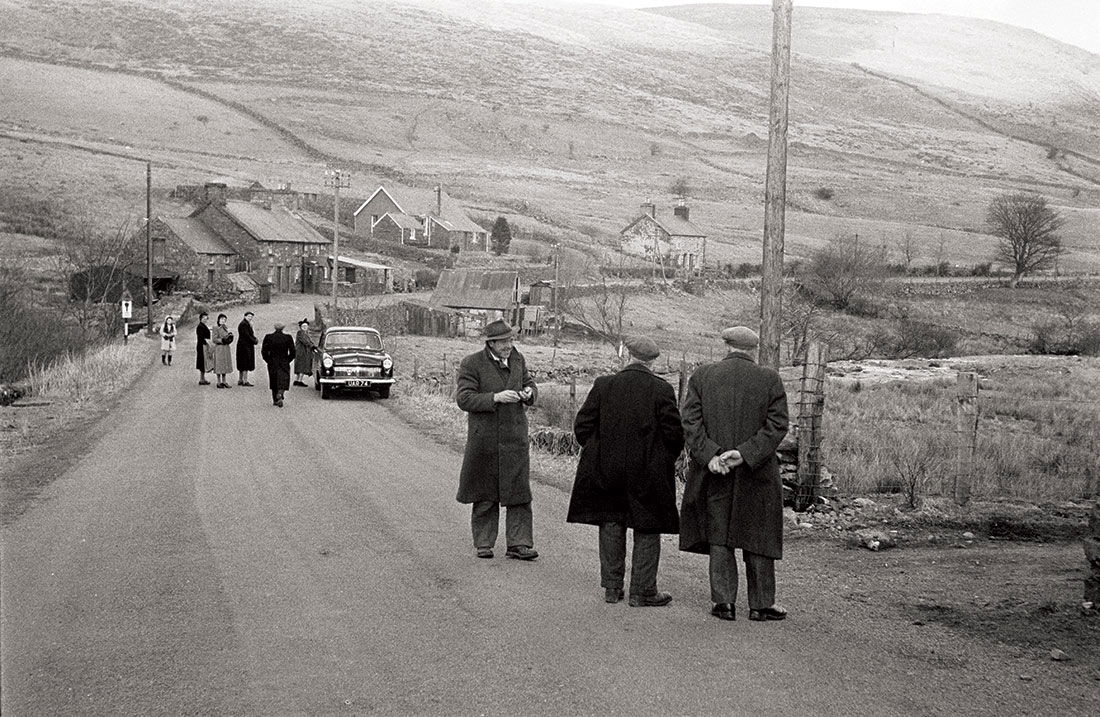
[325,331,382,350]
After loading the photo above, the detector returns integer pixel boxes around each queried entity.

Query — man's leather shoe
[628,591,672,607]
[749,605,788,621]
[476,548,493,559]
[199,380,210,385]
[604,588,624,603]
[711,603,736,621]
[505,546,539,561]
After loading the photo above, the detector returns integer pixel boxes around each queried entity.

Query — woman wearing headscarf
[236,311,258,386]
[160,315,177,366]
[211,313,235,389]
[293,319,315,387]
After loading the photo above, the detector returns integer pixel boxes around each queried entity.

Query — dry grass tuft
[26,340,150,402]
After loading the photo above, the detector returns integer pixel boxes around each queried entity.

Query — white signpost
[120,289,133,344]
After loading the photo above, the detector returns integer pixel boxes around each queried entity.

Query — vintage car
[312,325,395,399]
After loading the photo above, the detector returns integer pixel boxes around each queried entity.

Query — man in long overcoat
[455,319,539,560]
[261,322,295,408]
[236,311,258,386]
[680,326,789,622]
[567,335,684,606]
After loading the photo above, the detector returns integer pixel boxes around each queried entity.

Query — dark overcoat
[261,331,295,391]
[294,328,315,375]
[455,346,538,505]
[567,364,684,534]
[679,352,789,559]
[236,319,258,371]
[195,322,211,371]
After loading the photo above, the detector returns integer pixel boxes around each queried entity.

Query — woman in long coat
[195,312,211,385]
[236,311,258,386]
[211,313,235,389]
[293,319,315,386]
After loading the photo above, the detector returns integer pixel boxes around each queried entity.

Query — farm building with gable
[620,201,707,272]
[352,185,489,252]
[429,269,521,333]
[153,182,330,295]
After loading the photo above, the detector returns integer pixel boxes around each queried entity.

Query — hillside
[1,0,1098,271]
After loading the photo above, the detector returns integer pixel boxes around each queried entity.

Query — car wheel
[320,382,331,400]
[376,385,391,399]
[314,372,320,391]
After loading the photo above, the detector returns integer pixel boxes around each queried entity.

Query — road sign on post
[120,288,133,344]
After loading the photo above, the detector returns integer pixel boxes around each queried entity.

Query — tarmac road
[1,318,1094,715]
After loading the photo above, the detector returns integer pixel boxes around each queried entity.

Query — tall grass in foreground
[26,340,149,401]
[824,361,1100,502]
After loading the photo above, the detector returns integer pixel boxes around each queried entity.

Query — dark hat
[623,335,660,361]
[484,319,515,341]
[299,318,310,326]
[721,326,760,351]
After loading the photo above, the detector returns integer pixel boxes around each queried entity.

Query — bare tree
[561,274,631,351]
[987,192,1065,287]
[55,215,140,341]
[800,232,886,310]
[897,231,916,274]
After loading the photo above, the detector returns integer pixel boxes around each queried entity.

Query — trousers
[471,501,533,549]
[709,545,776,608]
[599,522,660,597]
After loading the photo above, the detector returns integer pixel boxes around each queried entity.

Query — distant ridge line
[851,63,1100,187]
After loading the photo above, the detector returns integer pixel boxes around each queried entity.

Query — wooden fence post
[413,358,420,380]
[678,359,689,402]
[795,341,826,511]
[569,374,577,415]
[954,371,979,505]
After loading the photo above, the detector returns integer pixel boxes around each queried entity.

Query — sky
[562,0,1100,54]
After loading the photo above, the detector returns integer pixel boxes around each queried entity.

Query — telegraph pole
[324,168,351,312]
[760,0,793,369]
[145,161,154,331]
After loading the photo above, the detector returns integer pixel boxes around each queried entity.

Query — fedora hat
[484,319,515,341]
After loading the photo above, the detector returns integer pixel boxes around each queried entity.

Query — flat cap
[721,326,759,350]
[623,335,660,361]
[273,321,286,330]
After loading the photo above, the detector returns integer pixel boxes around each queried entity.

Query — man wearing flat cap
[567,335,684,606]
[455,319,540,560]
[679,326,790,622]
[261,321,295,407]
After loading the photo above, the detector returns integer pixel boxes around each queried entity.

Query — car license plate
[346,380,368,387]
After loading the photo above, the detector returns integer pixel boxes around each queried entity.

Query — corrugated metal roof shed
[430,269,519,311]
[225,201,329,244]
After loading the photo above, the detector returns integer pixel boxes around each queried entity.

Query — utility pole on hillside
[324,168,352,313]
[145,161,153,331]
[760,0,793,369]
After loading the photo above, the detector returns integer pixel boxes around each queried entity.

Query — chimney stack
[640,201,656,218]
[203,182,228,207]
[673,203,689,221]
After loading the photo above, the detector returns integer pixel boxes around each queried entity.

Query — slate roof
[430,269,519,311]
[161,216,235,255]
[384,212,423,231]
[621,212,707,238]
[224,200,329,244]
[354,185,487,234]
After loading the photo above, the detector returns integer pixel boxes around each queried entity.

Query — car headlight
[382,357,393,370]
[322,354,334,369]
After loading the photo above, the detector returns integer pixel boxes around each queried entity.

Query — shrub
[814,187,834,200]
[414,268,439,289]
[800,233,887,309]
[1030,319,1100,356]
[970,262,993,277]
[893,320,959,358]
